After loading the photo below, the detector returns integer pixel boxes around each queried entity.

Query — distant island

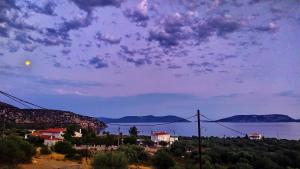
[98,115,190,123]
[213,114,300,123]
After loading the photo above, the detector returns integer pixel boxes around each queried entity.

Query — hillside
[215,114,298,123]
[98,115,190,123]
[0,101,106,130]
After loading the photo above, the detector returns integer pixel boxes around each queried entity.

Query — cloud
[255,22,278,33]
[207,17,241,36]
[0,26,9,37]
[96,33,121,45]
[26,1,57,16]
[211,93,240,99]
[148,14,241,48]
[59,14,93,33]
[126,58,150,66]
[89,57,109,69]
[0,69,108,88]
[123,0,149,27]
[275,90,300,98]
[69,0,123,13]
[216,54,238,62]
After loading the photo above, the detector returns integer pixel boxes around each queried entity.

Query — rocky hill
[0,101,106,130]
[98,115,190,123]
[214,114,298,123]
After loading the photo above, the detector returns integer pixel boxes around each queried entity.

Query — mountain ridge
[98,115,190,123]
[214,114,300,123]
[0,101,106,130]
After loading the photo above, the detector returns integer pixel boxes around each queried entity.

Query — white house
[151,131,178,145]
[28,128,82,146]
[44,136,64,146]
[249,133,263,140]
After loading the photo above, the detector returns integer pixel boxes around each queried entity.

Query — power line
[0,91,46,109]
[0,91,34,109]
[200,114,246,136]
[108,114,197,127]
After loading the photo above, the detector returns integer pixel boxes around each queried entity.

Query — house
[44,136,64,146]
[26,128,82,146]
[151,131,178,145]
[249,133,263,140]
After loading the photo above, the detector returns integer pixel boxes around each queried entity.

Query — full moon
[25,60,31,66]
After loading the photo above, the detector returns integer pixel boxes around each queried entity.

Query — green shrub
[54,141,74,154]
[143,139,155,147]
[152,150,175,169]
[26,135,44,147]
[123,136,137,145]
[117,145,149,163]
[170,141,187,157]
[159,141,168,147]
[0,136,35,164]
[92,152,128,169]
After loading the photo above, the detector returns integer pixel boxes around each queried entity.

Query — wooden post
[197,110,202,169]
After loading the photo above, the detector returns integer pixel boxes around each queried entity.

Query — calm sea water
[106,122,300,140]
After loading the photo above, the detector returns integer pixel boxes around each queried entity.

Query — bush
[170,141,187,157]
[117,145,149,163]
[26,135,44,147]
[123,136,137,145]
[40,145,51,155]
[143,139,155,147]
[53,141,74,154]
[92,152,128,169]
[152,150,175,169]
[0,136,35,164]
[159,141,168,147]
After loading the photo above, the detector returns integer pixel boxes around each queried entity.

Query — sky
[0,0,300,119]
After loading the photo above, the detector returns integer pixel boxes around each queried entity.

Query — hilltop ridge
[98,115,190,123]
[0,101,106,130]
[214,114,299,123]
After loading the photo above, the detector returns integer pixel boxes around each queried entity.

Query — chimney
[79,129,82,134]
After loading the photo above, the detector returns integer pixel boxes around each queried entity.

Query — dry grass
[18,154,91,169]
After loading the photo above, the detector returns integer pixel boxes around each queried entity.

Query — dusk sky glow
[0,0,300,118]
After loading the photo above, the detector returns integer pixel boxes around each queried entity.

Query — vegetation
[152,149,175,169]
[40,145,51,155]
[170,137,300,169]
[129,126,139,136]
[123,136,137,145]
[92,152,128,169]
[117,145,149,163]
[0,136,35,164]
[26,135,44,147]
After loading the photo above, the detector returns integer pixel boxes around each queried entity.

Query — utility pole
[197,110,202,169]
[117,126,120,146]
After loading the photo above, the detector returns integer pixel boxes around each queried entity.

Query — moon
[25,60,31,66]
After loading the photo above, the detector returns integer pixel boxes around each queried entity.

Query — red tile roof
[152,131,169,136]
[45,137,63,141]
[39,128,66,133]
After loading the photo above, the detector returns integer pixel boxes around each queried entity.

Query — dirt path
[18,154,91,169]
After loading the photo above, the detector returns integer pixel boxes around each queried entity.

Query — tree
[0,136,35,164]
[123,136,137,145]
[92,152,128,169]
[27,135,44,147]
[54,141,74,154]
[170,141,187,157]
[117,145,149,163]
[63,125,77,142]
[129,126,139,137]
[152,150,175,169]
[159,141,168,147]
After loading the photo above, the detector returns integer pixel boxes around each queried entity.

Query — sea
[105,122,300,140]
